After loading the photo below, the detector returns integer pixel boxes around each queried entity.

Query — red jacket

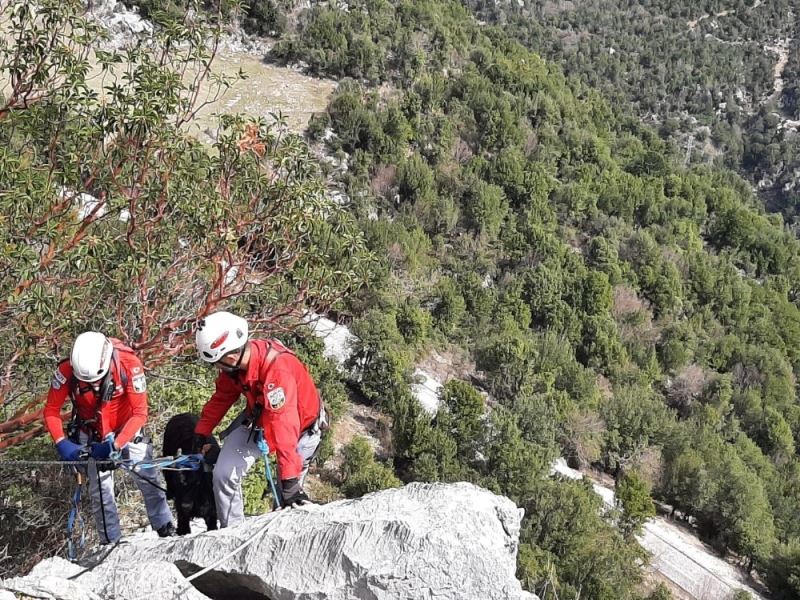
[43,339,149,448]
[195,339,321,480]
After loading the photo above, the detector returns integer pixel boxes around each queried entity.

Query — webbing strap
[66,480,85,561]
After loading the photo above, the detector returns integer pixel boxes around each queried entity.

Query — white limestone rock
[88,0,154,49]
[1,482,536,600]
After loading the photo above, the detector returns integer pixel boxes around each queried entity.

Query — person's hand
[281,478,311,508]
[55,439,83,462]
[90,439,115,460]
[191,433,219,464]
[203,444,220,465]
[192,433,210,454]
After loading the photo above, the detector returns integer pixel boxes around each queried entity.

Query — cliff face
[1,482,538,600]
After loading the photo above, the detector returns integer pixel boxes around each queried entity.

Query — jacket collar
[241,339,278,386]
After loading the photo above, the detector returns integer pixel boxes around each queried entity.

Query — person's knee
[212,463,236,490]
[91,482,113,503]
[139,467,161,487]
[298,434,321,465]
[141,483,165,502]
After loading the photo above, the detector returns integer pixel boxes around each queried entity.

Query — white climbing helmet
[196,311,249,363]
[71,332,113,382]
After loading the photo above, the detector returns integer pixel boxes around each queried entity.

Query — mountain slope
[463,0,800,225]
[270,1,800,597]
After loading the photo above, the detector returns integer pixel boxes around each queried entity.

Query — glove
[203,444,220,465]
[192,433,209,454]
[281,478,311,508]
[56,439,83,462]
[192,433,219,463]
[90,439,115,460]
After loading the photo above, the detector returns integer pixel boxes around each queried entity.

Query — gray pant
[213,424,321,528]
[77,430,173,543]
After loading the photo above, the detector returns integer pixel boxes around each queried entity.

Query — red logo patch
[210,332,229,349]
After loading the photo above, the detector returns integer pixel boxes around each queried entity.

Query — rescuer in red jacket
[193,311,327,527]
[43,332,175,543]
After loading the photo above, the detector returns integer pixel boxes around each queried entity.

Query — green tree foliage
[395,300,432,348]
[285,0,800,586]
[521,478,646,600]
[600,387,675,473]
[464,180,509,240]
[347,308,413,404]
[646,583,673,600]
[704,449,776,565]
[340,436,401,497]
[764,540,800,600]
[11,0,800,594]
[42,0,800,593]
[616,471,656,538]
[0,0,373,573]
[430,277,466,336]
[464,0,800,223]
[0,0,373,448]
[397,152,436,205]
[241,0,287,36]
[436,380,485,464]
[660,444,710,520]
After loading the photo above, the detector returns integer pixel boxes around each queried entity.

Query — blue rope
[121,454,204,472]
[115,454,204,494]
[59,452,203,553]
[66,480,85,561]
[255,432,282,508]
[0,454,203,470]
[88,433,202,472]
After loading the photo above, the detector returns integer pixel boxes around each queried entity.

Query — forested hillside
[462,0,800,224]
[270,1,800,597]
[4,0,800,598]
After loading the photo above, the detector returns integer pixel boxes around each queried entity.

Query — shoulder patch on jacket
[51,368,67,390]
[266,387,286,410]
[132,373,147,393]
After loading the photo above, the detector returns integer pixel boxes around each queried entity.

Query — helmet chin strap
[98,369,116,402]
[81,349,118,402]
[218,344,247,375]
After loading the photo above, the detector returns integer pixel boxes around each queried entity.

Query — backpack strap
[253,339,290,404]
[111,349,128,388]
[67,350,128,402]
[61,358,82,401]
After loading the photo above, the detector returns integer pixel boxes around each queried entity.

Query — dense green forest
[270,0,800,598]
[460,0,800,225]
[5,0,800,598]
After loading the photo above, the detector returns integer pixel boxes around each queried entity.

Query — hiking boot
[157,522,177,538]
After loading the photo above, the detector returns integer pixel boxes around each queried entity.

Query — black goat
[162,413,218,535]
